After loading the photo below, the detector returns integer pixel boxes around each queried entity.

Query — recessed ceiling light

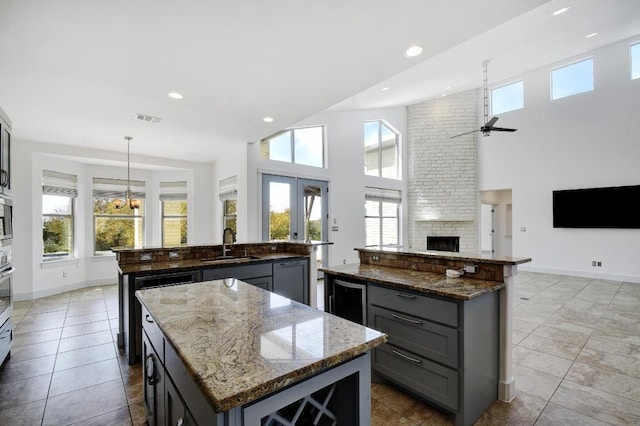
[405,45,423,57]
[381,87,390,91]
[442,94,447,97]
[444,86,452,90]
[168,92,183,99]
[263,117,274,123]
[552,6,570,16]
[585,32,598,39]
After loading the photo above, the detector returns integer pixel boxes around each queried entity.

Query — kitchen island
[321,246,531,426]
[135,279,386,425]
[115,241,329,364]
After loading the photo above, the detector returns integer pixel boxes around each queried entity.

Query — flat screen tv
[552,185,640,229]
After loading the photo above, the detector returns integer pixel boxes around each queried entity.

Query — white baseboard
[518,265,640,283]
[13,279,119,301]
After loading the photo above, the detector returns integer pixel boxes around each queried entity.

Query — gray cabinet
[0,107,11,195]
[202,262,272,282]
[368,284,499,426]
[165,375,195,426]
[273,258,308,304]
[0,318,12,366]
[143,329,165,426]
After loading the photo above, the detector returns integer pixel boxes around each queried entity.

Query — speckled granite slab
[135,280,386,413]
[320,263,505,300]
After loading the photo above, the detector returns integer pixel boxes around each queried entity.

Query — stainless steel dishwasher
[330,278,367,325]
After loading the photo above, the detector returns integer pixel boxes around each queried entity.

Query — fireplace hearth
[427,236,460,252]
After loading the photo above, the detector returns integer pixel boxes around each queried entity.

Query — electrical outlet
[168,251,179,259]
[62,271,67,278]
[332,226,339,231]
[592,261,597,267]
[343,259,346,264]
[463,265,477,274]
[140,253,152,261]
[372,255,380,261]
[597,261,602,267]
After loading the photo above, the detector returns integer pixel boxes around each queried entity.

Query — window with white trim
[260,125,325,168]
[364,120,399,179]
[631,42,640,80]
[551,58,594,100]
[220,176,238,234]
[93,177,145,254]
[42,170,77,260]
[365,187,401,247]
[160,181,187,246]
[491,81,524,115]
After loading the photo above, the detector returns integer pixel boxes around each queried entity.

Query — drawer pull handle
[391,313,422,325]
[176,418,184,426]
[395,292,416,300]
[0,330,10,339]
[145,314,154,323]
[391,349,422,364]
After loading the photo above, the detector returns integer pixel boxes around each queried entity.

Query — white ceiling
[1,0,639,165]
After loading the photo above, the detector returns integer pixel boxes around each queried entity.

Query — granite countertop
[135,280,387,413]
[118,252,306,275]
[358,246,532,265]
[112,240,333,253]
[319,263,505,300]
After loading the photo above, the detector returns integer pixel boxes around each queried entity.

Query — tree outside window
[93,198,144,254]
[42,195,74,259]
[162,200,187,246]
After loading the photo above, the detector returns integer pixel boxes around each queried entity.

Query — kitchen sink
[201,255,260,264]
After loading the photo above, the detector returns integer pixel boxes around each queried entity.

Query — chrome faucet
[222,227,236,257]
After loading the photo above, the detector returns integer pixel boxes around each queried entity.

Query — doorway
[261,174,329,274]
[480,204,495,254]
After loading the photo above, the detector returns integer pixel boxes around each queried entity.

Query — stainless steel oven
[330,278,367,325]
[0,195,12,247]
[0,251,13,328]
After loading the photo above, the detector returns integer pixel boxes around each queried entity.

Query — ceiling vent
[135,113,162,124]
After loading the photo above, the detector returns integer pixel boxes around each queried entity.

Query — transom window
[260,125,325,168]
[365,187,401,247]
[93,177,145,254]
[551,58,594,100]
[42,170,77,260]
[491,81,524,115]
[364,121,399,179]
[631,42,640,80]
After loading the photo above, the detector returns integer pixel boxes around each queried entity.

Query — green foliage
[270,208,290,239]
[43,217,70,254]
[94,198,142,251]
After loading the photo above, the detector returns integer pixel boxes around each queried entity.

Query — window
[631,42,640,80]
[219,175,238,234]
[260,125,325,168]
[551,58,594,100]
[365,187,401,247]
[364,121,399,179]
[160,181,187,246]
[223,199,237,234]
[93,177,145,254]
[42,170,77,260]
[491,81,524,115]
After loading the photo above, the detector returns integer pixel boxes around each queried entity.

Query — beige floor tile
[513,364,562,400]
[551,380,640,425]
[481,391,546,425]
[0,398,46,424]
[566,361,640,403]
[584,335,640,358]
[513,346,573,378]
[371,400,415,426]
[535,402,610,425]
[518,333,582,360]
[532,324,591,346]
[576,347,640,380]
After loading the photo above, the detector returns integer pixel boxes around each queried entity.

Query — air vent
[135,113,162,124]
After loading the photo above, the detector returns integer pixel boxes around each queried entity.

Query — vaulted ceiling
[1,0,639,163]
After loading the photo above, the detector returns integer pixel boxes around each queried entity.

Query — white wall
[13,139,215,300]
[479,36,640,281]
[212,142,248,243]
[246,107,407,267]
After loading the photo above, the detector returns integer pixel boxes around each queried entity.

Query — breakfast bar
[135,279,386,425]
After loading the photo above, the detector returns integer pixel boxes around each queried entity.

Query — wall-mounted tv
[553,185,640,229]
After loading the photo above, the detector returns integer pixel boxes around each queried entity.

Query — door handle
[145,314,154,323]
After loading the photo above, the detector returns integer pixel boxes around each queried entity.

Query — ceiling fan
[451,60,518,138]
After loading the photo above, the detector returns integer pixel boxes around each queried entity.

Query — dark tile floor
[2,273,639,425]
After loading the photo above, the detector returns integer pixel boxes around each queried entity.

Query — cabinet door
[165,375,196,426]
[142,331,164,426]
[243,276,273,291]
[273,259,308,304]
[0,125,9,193]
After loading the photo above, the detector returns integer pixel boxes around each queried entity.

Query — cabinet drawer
[141,305,164,363]
[373,343,458,411]
[0,318,12,363]
[202,262,272,281]
[369,284,458,327]
[368,305,458,368]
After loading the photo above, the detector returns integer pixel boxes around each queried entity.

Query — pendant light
[114,136,141,209]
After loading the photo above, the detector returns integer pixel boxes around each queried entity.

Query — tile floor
[0,272,638,425]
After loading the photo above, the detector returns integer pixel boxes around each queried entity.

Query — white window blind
[92,177,146,199]
[159,181,187,201]
[219,175,237,201]
[364,187,401,203]
[42,170,78,198]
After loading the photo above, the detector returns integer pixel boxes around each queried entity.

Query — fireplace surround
[427,236,460,252]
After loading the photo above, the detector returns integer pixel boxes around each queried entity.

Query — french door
[261,174,328,274]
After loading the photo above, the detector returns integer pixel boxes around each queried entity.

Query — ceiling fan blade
[450,129,481,138]
[490,127,518,132]
[485,116,499,127]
